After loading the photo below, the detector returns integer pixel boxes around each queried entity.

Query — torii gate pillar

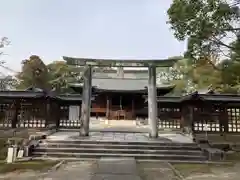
[148,65,158,138]
[79,66,92,136]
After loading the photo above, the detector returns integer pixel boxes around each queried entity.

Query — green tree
[48,61,81,93]
[0,37,10,58]
[158,58,194,95]
[167,0,240,61]
[160,57,223,95]
[217,59,240,93]
[0,37,17,90]
[17,55,50,90]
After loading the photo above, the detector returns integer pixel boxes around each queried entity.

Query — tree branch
[223,28,240,31]
[211,37,236,50]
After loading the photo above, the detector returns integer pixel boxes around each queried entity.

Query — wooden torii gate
[63,57,178,138]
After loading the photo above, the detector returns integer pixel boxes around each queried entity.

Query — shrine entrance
[63,56,178,138]
[111,94,132,120]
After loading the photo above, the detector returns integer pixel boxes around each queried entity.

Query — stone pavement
[92,158,141,180]
[137,161,178,180]
[47,131,193,143]
[36,158,141,180]
[1,158,177,180]
[3,159,240,180]
[40,159,178,180]
[40,160,96,180]
[38,158,174,180]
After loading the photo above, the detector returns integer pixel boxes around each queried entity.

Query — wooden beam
[106,95,109,120]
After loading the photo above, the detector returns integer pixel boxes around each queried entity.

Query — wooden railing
[109,109,134,120]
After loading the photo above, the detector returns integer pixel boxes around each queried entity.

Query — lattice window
[18,102,46,128]
[193,107,221,132]
[158,119,181,129]
[59,105,82,128]
[0,103,13,128]
[228,108,240,132]
[158,107,181,129]
[194,122,221,132]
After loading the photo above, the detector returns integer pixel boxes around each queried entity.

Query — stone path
[36,158,141,180]
[47,131,193,143]
[3,160,240,180]
[43,158,141,180]
[41,160,96,180]
[41,159,178,180]
[137,161,178,180]
[38,158,178,180]
[92,158,141,180]
[0,159,178,180]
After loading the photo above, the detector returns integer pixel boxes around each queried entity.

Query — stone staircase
[32,139,208,162]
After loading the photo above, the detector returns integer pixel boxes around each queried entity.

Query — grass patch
[0,160,59,173]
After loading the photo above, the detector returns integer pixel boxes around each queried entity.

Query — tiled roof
[156,92,240,103]
[71,78,175,91]
[0,91,44,98]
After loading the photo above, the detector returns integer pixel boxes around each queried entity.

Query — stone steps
[44,139,197,146]
[38,143,201,150]
[33,139,207,162]
[34,147,203,155]
[33,151,206,161]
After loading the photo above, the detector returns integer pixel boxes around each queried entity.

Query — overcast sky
[0,0,186,73]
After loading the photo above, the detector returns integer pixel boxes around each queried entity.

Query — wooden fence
[0,91,240,135]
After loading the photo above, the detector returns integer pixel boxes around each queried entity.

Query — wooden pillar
[80,66,92,136]
[45,98,51,128]
[12,100,20,128]
[55,101,60,129]
[131,98,135,120]
[109,95,112,120]
[181,105,193,135]
[106,95,110,120]
[148,65,158,138]
[219,106,228,134]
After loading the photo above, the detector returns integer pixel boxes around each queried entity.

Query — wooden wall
[91,93,145,120]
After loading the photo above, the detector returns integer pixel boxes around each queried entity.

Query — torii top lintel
[63,56,179,67]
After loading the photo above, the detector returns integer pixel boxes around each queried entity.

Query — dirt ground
[0,160,240,180]
[172,163,240,180]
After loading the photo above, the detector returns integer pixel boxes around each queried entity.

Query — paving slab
[92,158,141,180]
[91,174,141,180]
[96,158,137,174]
[137,161,178,180]
[40,161,96,180]
[47,131,183,143]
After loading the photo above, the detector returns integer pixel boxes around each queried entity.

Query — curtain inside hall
[69,105,80,121]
